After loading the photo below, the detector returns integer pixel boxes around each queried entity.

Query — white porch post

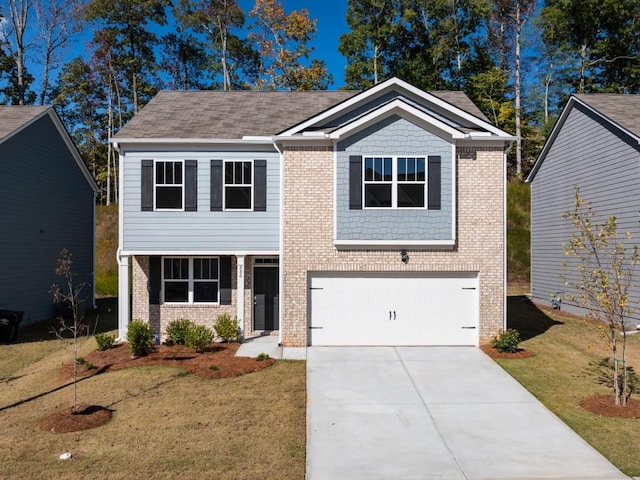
[117,254,130,341]
[236,255,245,335]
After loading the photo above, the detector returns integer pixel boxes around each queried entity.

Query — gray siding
[0,115,95,325]
[122,147,280,252]
[531,105,640,320]
[336,115,453,241]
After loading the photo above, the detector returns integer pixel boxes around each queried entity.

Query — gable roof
[114,78,511,144]
[0,106,50,142]
[527,94,640,182]
[0,105,99,193]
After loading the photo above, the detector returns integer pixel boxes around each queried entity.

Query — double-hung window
[224,160,252,210]
[155,161,183,210]
[364,156,426,208]
[163,257,219,303]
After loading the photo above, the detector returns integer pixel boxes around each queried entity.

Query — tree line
[1,0,639,203]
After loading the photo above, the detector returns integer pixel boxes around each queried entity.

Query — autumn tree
[0,0,33,104]
[248,0,330,90]
[562,187,639,407]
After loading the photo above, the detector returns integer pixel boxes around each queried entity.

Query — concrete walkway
[235,335,306,360]
[307,346,628,480]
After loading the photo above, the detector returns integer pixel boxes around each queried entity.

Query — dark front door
[253,267,279,330]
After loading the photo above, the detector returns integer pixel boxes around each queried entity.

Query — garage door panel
[308,273,479,346]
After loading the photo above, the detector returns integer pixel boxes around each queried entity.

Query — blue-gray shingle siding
[336,115,453,241]
[531,104,640,320]
[0,115,95,325]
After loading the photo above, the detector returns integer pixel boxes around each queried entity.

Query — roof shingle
[573,93,640,138]
[0,106,50,142]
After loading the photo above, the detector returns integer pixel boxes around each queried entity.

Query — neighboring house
[113,77,514,347]
[0,106,99,326]
[528,94,640,321]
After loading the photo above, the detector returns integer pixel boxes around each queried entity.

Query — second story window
[224,160,252,210]
[155,161,183,210]
[364,156,426,208]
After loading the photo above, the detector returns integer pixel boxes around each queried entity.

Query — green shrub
[165,319,194,345]
[214,314,240,342]
[491,328,521,353]
[209,365,219,371]
[127,319,154,357]
[256,352,270,361]
[95,332,116,351]
[185,324,214,353]
[85,361,96,370]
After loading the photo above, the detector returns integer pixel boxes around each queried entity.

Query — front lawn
[502,296,640,476]
[0,311,306,479]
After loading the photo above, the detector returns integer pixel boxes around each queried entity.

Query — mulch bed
[42,342,276,433]
[480,344,536,359]
[581,394,640,418]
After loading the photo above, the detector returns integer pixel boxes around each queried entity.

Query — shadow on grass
[507,295,564,342]
[6,297,118,345]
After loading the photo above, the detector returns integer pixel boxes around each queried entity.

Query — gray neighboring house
[0,106,99,326]
[527,94,640,320]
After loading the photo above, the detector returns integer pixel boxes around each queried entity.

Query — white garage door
[308,272,479,346]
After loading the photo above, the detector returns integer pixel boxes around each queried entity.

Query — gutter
[272,137,285,348]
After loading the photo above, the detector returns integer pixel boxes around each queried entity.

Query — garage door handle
[393,311,396,320]
[461,326,476,329]
[309,326,323,329]
[462,287,476,290]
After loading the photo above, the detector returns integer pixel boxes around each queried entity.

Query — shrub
[85,361,96,370]
[209,365,219,371]
[95,332,116,351]
[185,324,214,353]
[127,319,154,357]
[165,319,194,345]
[215,314,240,342]
[256,353,270,361]
[491,328,521,353]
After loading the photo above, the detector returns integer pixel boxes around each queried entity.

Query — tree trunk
[514,2,522,176]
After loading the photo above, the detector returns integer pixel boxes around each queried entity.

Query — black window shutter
[219,256,232,305]
[428,156,441,210]
[210,160,223,211]
[149,256,161,305]
[141,160,154,211]
[349,155,362,210]
[254,159,267,211]
[185,160,198,211]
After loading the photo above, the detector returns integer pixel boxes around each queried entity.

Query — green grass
[503,296,640,476]
[507,180,530,286]
[95,204,118,296]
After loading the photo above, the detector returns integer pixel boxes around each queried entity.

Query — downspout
[272,138,284,347]
[503,140,515,331]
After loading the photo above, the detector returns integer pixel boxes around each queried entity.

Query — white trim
[451,143,457,243]
[117,255,130,341]
[119,250,278,257]
[236,255,245,334]
[362,155,428,209]
[113,137,273,146]
[327,99,466,141]
[161,256,221,305]
[272,139,284,346]
[503,151,508,331]
[223,159,254,211]
[333,142,338,247]
[279,77,513,139]
[333,239,456,248]
[154,159,185,211]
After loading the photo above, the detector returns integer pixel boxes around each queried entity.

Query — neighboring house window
[156,161,183,210]
[162,257,219,303]
[224,160,252,210]
[141,159,197,212]
[349,155,440,211]
[363,156,426,208]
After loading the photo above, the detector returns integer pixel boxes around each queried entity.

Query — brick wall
[281,144,505,347]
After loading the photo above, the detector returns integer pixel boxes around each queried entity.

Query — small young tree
[562,187,640,406]
[50,249,93,413]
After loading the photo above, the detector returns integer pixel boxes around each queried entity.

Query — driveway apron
[306,346,628,480]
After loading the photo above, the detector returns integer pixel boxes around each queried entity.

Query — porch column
[117,254,130,341]
[236,255,245,335]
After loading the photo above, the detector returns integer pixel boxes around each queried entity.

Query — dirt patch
[45,342,275,433]
[480,344,536,359]
[581,394,640,418]
[61,341,275,381]
[38,404,113,433]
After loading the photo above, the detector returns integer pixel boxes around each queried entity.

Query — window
[155,161,183,210]
[364,156,426,208]
[224,160,252,209]
[163,257,219,303]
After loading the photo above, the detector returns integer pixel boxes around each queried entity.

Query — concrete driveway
[306,346,628,480]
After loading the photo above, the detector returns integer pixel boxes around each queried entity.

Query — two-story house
[113,78,514,347]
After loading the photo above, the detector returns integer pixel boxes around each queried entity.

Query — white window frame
[363,155,427,209]
[223,159,254,211]
[154,160,185,211]
[162,257,220,304]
